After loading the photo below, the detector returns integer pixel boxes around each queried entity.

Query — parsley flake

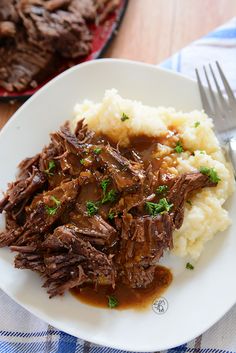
[101,179,110,195]
[102,189,117,204]
[156,185,168,195]
[94,147,102,155]
[199,167,221,183]
[50,196,61,206]
[45,207,57,216]
[44,160,56,176]
[107,295,119,308]
[186,262,194,270]
[194,121,200,128]
[174,141,183,153]
[108,212,115,220]
[80,159,85,165]
[186,200,192,206]
[121,112,129,122]
[146,198,173,217]
[86,201,99,216]
[100,180,117,204]
[45,196,61,216]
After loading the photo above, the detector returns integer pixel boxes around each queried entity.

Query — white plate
[0,59,235,352]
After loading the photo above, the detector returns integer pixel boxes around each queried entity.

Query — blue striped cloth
[0,17,236,353]
[161,17,236,95]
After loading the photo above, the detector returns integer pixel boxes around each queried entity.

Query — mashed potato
[72,89,235,259]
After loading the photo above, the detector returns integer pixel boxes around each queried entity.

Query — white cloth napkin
[0,17,236,353]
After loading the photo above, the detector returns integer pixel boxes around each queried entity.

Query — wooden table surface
[1,0,236,129]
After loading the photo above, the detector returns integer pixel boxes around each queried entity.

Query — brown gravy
[71,265,172,310]
[70,131,176,309]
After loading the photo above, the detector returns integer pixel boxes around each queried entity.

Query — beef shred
[0,122,218,297]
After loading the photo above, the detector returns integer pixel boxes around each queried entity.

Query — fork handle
[227,138,236,176]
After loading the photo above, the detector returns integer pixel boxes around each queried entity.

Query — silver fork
[195,62,236,173]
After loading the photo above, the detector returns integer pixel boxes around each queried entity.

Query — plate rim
[0,57,199,138]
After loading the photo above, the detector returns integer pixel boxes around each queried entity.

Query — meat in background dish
[0,0,123,95]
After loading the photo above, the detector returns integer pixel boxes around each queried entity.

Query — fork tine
[203,66,222,119]
[202,65,231,134]
[216,61,236,105]
[207,65,232,132]
[195,68,213,117]
[209,63,229,114]
[196,63,236,144]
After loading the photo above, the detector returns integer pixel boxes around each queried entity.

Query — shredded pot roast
[0,121,218,298]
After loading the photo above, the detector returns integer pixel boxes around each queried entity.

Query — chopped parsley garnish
[50,196,61,206]
[94,147,102,155]
[108,212,115,220]
[100,179,117,204]
[101,179,110,195]
[86,201,99,216]
[186,262,194,270]
[156,185,168,195]
[186,200,192,206]
[45,207,58,216]
[102,189,117,204]
[200,151,205,155]
[174,141,183,154]
[107,295,119,308]
[146,198,173,217]
[44,160,56,176]
[45,196,61,216]
[121,112,129,122]
[194,121,200,128]
[80,159,85,165]
[199,167,221,183]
